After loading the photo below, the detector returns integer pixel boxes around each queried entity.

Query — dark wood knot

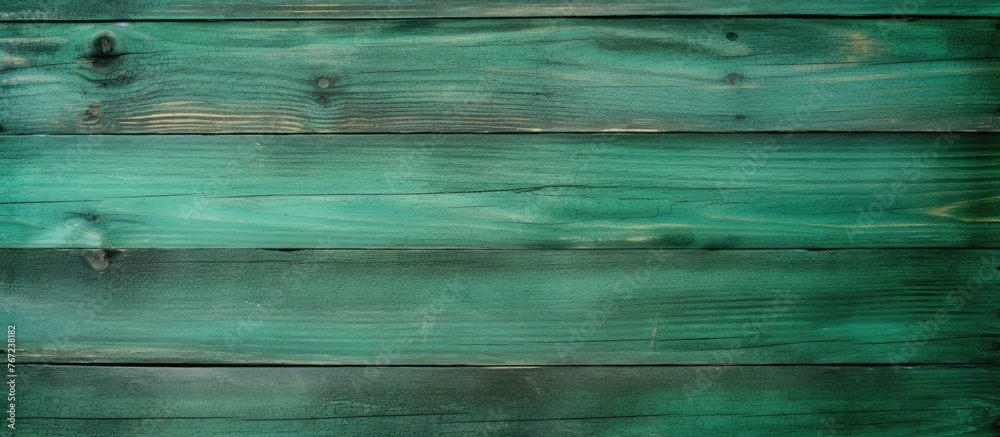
[84,249,117,272]
[94,35,115,58]
[86,102,102,118]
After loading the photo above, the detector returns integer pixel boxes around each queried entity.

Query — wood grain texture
[4,249,997,365]
[2,0,997,20]
[17,364,1000,436]
[2,134,998,249]
[1,19,998,134]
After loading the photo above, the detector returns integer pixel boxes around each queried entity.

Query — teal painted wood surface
[2,134,998,249]
[3,0,998,20]
[3,4,1000,435]
[18,364,1000,436]
[1,19,998,134]
[4,249,997,365]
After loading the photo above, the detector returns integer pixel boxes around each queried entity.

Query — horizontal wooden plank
[1,19,997,134]
[4,249,997,364]
[3,1,999,20]
[15,364,1000,435]
[2,134,998,249]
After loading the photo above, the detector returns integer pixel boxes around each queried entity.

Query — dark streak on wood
[4,248,997,365]
[14,365,1000,435]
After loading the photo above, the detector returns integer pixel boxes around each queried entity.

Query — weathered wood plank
[15,364,1000,435]
[1,19,997,134]
[4,249,996,364]
[3,0,997,20]
[2,134,998,249]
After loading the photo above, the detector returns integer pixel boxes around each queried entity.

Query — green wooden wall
[1,1,998,436]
